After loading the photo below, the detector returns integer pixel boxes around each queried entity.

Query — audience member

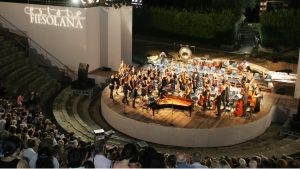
[0,136,28,168]
[189,152,207,168]
[112,143,138,168]
[176,152,190,168]
[93,141,111,168]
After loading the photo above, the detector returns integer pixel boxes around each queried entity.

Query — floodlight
[72,0,80,5]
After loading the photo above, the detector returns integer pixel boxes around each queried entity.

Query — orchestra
[110,57,263,118]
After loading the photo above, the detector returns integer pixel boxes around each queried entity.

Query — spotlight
[88,0,94,4]
[72,0,81,5]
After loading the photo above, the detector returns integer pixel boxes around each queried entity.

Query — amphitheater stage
[101,86,297,147]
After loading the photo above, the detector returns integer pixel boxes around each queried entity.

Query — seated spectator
[238,158,247,168]
[165,154,177,168]
[176,152,190,168]
[67,148,87,168]
[189,152,207,168]
[219,159,231,168]
[128,155,141,168]
[93,141,111,168]
[276,159,288,168]
[112,143,138,168]
[22,138,39,162]
[17,94,24,107]
[29,138,59,168]
[0,136,28,168]
[249,159,258,168]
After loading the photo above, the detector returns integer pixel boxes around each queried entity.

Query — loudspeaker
[78,63,89,82]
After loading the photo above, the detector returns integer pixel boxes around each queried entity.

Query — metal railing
[0,14,77,80]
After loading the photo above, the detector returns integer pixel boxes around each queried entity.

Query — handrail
[0,14,77,80]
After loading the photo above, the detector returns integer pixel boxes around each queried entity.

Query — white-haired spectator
[249,159,258,168]
[176,152,190,168]
[238,158,247,168]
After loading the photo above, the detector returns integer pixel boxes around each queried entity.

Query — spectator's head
[2,135,21,157]
[165,154,176,168]
[276,159,288,168]
[210,159,220,168]
[192,152,202,163]
[239,158,247,167]
[252,156,262,167]
[8,125,17,135]
[67,148,87,168]
[120,143,138,161]
[220,159,231,168]
[149,152,166,168]
[129,154,141,168]
[139,147,158,168]
[176,152,187,163]
[27,138,39,149]
[106,146,119,161]
[249,159,258,168]
[36,147,54,168]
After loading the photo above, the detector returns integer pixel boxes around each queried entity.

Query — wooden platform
[102,87,283,129]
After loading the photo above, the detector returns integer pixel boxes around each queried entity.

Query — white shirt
[93,154,111,168]
[22,148,36,162]
[0,119,6,131]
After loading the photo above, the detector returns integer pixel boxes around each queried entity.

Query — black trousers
[110,89,114,99]
[122,93,128,104]
[132,98,136,107]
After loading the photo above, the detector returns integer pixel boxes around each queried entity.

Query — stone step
[20,75,49,94]
[4,66,34,84]
[0,46,18,56]
[6,70,43,94]
[0,54,25,67]
[53,90,92,141]
[0,60,29,79]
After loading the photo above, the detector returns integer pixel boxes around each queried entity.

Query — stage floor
[101,87,295,129]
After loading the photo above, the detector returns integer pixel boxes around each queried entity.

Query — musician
[242,88,249,116]
[122,81,129,105]
[225,82,230,105]
[202,87,209,111]
[216,92,222,117]
[132,86,138,108]
[254,89,262,113]
[109,75,115,100]
[220,84,226,109]
[141,80,147,101]
[114,74,120,95]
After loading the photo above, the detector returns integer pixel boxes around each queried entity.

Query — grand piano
[149,95,194,117]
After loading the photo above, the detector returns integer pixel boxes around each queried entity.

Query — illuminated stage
[101,86,277,147]
[101,56,279,147]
